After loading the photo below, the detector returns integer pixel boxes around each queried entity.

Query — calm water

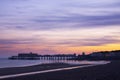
[0,59,109,68]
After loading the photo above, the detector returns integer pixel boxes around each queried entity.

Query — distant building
[18,52,39,57]
[82,52,86,56]
[9,52,39,60]
[89,50,120,60]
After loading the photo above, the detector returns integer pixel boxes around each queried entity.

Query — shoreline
[0,61,110,79]
[0,64,101,79]
[0,59,109,69]
[0,63,75,76]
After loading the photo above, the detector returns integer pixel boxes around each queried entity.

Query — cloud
[34,13,120,24]
[1,35,119,47]
[0,45,13,49]
[0,0,120,31]
[0,38,43,44]
[53,36,120,47]
[0,0,120,56]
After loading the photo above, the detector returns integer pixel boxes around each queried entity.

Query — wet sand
[0,63,83,76]
[1,61,120,80]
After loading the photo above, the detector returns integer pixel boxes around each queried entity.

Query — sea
[0,58,109,68]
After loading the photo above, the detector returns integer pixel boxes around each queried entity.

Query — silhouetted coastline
[2,50,120,80]
[8,50,120,60]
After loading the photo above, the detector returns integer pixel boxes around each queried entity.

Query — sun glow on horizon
[0,0,120,57]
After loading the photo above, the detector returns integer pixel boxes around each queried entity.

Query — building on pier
[9,52,77,60]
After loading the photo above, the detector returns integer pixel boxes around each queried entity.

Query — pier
[9,52,77,60]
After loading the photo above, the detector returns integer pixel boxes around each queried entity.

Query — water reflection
[0,59,110,68]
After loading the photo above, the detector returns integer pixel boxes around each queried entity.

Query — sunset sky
[0,0,120,57]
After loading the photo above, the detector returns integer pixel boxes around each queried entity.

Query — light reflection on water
[0,59,110,68]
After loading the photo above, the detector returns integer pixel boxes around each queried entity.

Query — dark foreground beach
[1,61,120,80]
[0,63,80,76]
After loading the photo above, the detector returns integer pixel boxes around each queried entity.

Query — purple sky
[0,0,120,57]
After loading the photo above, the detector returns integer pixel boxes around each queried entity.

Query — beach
[0,63,82,76]
[0,61,119,80]
[0,61,118,80]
